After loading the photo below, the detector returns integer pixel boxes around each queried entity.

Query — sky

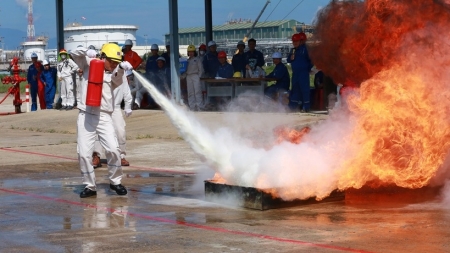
[2,0,331,42]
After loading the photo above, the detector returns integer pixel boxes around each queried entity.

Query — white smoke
[133,71,360,201]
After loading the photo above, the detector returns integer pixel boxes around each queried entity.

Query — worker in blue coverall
[244,38,265,72]
[27,52,44,111]
[216,51,234,78]
[202,40,220,78]
[287,32,313,112]
[145,44,160,78]
[264,52,290,99]
[40,60,57,109]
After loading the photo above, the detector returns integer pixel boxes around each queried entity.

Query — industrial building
[165,19,313,64]
[63,23,138,52]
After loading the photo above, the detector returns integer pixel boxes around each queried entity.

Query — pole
[169,0,181,104]
[55,0,64,53]
[243,0,271,43]
[204,0,213,44]
[25,84,30,112]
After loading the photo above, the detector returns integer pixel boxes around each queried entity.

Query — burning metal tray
[205,180,345,210]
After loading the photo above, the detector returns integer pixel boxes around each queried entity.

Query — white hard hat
[124,39,133,46]
[42,59,49,65]
[272,52,282,59]
[31,52,38,58]
[156,56,166,62]
[207,40,216,47]
[151,44,159,50]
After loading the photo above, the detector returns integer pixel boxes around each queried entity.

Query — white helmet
[151,44,159,50]
[31,52,38,58]
[124,39,133,46]
[42,60,49,65]
[156,56,166,62]
[272,52,282,59]
[207,40,216,47]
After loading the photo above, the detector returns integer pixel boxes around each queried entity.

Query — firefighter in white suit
[71,43,133,198]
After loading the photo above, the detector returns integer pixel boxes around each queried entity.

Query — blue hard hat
[31,52,38,58]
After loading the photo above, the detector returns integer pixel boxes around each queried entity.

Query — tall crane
[27,0,35,41]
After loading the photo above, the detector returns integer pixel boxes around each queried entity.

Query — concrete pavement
[0,94,449,253]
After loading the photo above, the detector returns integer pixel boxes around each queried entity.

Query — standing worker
[198,43,208,102]
[287,32,313,112]
[40,60,57,109]
[145,44,160,77]
[161,42,171,68]
[232,40,247,77]
[183,45,204,111]
[123,39,143,70]
[57,49,79,110]
[202,41,220,78]
[71,43,133,198]
[244,38,265,71]
[92,71,133,167]
[27,53,45,111]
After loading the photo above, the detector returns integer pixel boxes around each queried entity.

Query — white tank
[64,23,138,52]
[22,41,47,61]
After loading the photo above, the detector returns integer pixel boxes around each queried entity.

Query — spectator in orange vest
[122,39,143,70]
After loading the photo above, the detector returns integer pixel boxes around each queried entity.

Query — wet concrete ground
[1,95,450,253]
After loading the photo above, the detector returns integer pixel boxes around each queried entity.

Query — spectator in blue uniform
[244,38,265,71]
[40,60,57,109]
[287,32,313,112]
[216,51,233,78]
[232,40,246,77]
[264,52,290,99]
[202,40,220,78]
[146,57,171,109]
[145,44,160,78]
[27,52,44,111]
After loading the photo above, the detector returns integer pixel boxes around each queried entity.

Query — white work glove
[119,61,133,71]
[124,109,132,117]
[86,49,97,58]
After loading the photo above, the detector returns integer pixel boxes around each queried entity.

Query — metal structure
[205,180,345,210]
[27,0,35,41]
[1,57,26,114]
[63,24,138,52]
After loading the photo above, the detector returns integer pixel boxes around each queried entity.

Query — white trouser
[75,74,84,105]
[61,76,75,106]
[130,82,147,107]
[93,109,127,159]
[77,111,123,191]
[186,73,202,109]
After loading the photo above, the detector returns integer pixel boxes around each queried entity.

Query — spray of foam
[133,71,357,201]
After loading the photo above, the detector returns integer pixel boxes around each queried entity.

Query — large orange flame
[311,0,450,190]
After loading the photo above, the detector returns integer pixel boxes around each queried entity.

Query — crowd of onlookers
[21,32,336,113]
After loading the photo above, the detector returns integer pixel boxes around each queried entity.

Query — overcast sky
[4,0,331,41]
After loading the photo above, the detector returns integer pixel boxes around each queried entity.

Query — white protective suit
[94,75,133,159]
[128,72,147,108]
[57,57,79,107]
[185,56,204,110]
[71,47,125,191]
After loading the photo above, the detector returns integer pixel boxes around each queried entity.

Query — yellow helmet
[101,43,122,63]
[233,71,241,78]
[187,45,196,52]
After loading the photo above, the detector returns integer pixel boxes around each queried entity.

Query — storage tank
[64,23,138,52]
[22,41,47,61]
